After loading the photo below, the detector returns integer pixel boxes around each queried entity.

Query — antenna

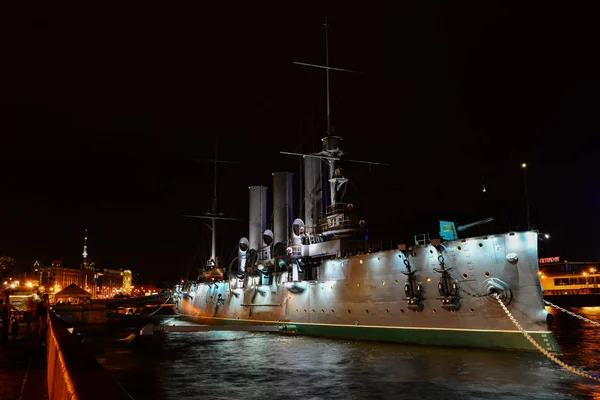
[325,17,330,136]
[293,18,362,137]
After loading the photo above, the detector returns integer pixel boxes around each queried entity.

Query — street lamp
[522,162,531,230]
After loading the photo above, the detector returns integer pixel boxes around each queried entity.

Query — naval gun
[439,217,494,241]
[457,217,494,232]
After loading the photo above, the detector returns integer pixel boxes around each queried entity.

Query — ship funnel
[238,237,248,273]
[457,217,495,232]
[273,172,293,248]
[249,186,268,259]
[304,157,322,235]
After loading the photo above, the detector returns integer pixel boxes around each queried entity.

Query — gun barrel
[457,217,494,232]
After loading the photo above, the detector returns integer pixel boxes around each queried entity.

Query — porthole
[381,281,386,286]
[348,309,352,313]
[395,280,399,284]
[312,309,315,313]
[457,246,462,251]
[462,273,468,279]
[365,309,369,313]
[478,243,483,248]
[385,309,389,313]
[429,249,433,254]
[304,309,307,313]
[470,308,475,313]
[398,254,402,259]
[400,309,405,313]
[484,271,490,277]
[331,309,335,313]
[432,308,437,313]
[450,308,456,313]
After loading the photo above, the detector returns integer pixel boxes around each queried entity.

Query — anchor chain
[543,300,600,327]
[493,294,600,383]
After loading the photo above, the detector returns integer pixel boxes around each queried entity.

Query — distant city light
[521,163,527,168]
[544,234,550,239]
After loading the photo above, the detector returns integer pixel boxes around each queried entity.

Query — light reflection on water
[82,307,600,400]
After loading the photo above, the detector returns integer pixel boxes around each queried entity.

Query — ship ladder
[493,294,600,383]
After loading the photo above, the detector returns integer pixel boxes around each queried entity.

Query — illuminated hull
[177,231,560,352]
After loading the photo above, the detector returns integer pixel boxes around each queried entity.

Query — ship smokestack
[273,172,293,247]
[304,157,322,234]
[249,185,268,258]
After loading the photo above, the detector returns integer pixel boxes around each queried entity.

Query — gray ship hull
[177,231,560,352]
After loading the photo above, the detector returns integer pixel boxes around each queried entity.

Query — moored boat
[540,261,600,307]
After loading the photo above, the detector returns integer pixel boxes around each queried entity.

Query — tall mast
[183,135,239,273]
[211,138,218,262]
[325,17,330,136]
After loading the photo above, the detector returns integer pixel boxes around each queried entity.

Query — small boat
[107,303,180,325]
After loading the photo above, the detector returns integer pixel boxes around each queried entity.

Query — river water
[81,306,600,400]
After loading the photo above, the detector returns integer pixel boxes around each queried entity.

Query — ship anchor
[402,253,424,312]
[433,245,460,311]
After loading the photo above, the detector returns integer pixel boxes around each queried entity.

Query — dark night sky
[1,3,598,285]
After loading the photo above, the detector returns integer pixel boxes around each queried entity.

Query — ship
[174,21,560,353]
[539,261,600,307]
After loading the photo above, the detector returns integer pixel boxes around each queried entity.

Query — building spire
[82,228,89,267]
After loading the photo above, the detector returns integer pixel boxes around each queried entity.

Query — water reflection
[81,308,600,400]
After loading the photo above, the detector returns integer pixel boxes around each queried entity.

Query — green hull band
[181,316,561,353]
[289,323,561,353]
